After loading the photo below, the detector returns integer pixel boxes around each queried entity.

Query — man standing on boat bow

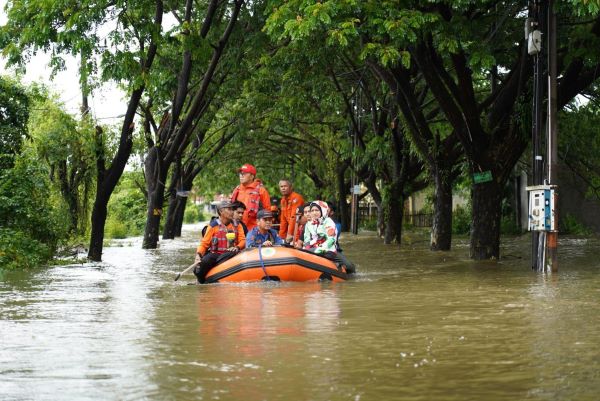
[230,164,271,231]
[194,201,246,284]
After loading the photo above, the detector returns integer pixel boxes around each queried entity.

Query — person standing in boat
[246,210,284,248]
[230,164,271,231]
[304,201,338,255]
[194,201,246,284]
[278,179,305,244]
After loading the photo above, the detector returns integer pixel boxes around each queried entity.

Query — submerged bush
[184,203,207,224]
[560,213,593,235]
[106,172,147,238]
[0,156,69,269]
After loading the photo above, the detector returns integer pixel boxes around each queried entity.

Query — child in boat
[303,200,338,254]
[246,210,284,247]
[194,201,246,283]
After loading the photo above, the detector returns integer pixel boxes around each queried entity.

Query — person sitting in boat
[294,203,312,249]
[193,201,246,284]
[303,200,338,255]
[201,201,247,237]
[246,209,284,248]
[231,200,249,235]
[327,202,357,274]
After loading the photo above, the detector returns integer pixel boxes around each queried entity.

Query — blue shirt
[246,227,284,247]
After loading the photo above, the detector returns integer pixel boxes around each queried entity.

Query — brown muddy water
[1,224,599,401]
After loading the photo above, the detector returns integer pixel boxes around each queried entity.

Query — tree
[0,76,29,170]
[264,0,600,259]
[140,0,245,248]
[28,95,96,234]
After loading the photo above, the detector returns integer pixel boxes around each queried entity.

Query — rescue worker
[230,163,271,231]
[194,201,246,283]
[278,179,305,243]
[246,210,284,248]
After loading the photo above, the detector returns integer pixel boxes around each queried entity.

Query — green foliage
[183,203,207,224]
[28,92,97,234]
[0,228,52,270]
[452,204,471,235]
[0,76,29,170]
[359,216,378,231]
[0,154,69,270]
[559,103,600,200]
[105,172,147,239]
[560,213,593,235]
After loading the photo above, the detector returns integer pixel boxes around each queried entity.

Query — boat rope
[258,245,270,281]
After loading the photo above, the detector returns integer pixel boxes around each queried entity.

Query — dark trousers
[194,251,237,283]
[317,251,356,274]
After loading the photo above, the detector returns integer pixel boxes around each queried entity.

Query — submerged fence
[358,206,433,228]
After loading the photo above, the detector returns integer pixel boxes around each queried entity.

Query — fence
[358,206,433,228]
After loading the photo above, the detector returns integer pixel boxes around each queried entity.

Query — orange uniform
[197,221,246,256]
[231,180,271,231]
[279,191,305,239]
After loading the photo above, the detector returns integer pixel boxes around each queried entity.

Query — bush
[0,228,52,270]
[359,216,378,231]
[560,213,593,235]
[452,205,471,235]
[106,172,147,237]
[184,203,207,224]
[0,156,68,269]
[501,215,522,235]
[105,217,130,239]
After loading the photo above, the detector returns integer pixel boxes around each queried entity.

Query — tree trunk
[336,163,350,231]
[162,190,179,240]
[173,198,187,237]
[383,183,404,245]
[430,169,453,251]
[57,160,79,233]
[470,180,502,259]
[88,198,108,261]
[143,148,166,249]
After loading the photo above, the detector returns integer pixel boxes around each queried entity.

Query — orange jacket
[197,221,246,256]
[279,191,305,239]
[231,180,271,231]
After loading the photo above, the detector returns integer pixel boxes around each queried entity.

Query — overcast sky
[1,1,125,124]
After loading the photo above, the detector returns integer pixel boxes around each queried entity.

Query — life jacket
[209,219,237,254]
[231,181,263,219]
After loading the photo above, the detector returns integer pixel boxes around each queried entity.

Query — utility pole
[545,0,558,272]
[527,0,558,273]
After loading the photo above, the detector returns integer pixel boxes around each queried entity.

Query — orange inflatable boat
[204,246,350,283]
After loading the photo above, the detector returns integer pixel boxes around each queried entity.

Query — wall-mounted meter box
[526,185,558,232]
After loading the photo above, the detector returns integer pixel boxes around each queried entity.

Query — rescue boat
[204,246,349,283]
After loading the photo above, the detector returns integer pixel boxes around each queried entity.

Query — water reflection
[1,227,600,400]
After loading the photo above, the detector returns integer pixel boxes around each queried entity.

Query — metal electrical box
[526,185,557,232]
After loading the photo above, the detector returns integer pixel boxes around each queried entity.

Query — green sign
[473,170,493,184]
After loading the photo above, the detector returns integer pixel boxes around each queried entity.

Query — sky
[0,1,126,124]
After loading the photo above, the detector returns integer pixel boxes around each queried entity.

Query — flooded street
[1,224,599,400]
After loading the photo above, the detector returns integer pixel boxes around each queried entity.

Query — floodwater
[1,225,599,401]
